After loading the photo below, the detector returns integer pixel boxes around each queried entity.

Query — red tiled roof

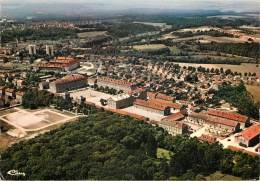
[156,93,175,102]
[54,74,86,85]
[207,108,248,123]
[241,123,260,141]
[134,99,168,111]
[149,99,181,110]
[148,92,175,102]
[38,57,78,69]
[162,112,185,122]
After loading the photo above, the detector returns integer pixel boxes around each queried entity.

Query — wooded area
[0,111,258,180]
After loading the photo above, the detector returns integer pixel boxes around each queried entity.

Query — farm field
[246,85,260,102]
[0,134,15,151]
[77,31,107,38]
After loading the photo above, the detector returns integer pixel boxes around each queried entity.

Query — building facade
[97,77,137,93]
[159,112,187,135]
[133,99,171,116]
[235,124,260,147]
[107,94,134,109]
[49,74,87,93]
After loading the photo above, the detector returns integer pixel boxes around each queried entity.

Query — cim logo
[7,170,26,177]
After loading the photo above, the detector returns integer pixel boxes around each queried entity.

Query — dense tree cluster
[22,89,53,109]
[199,42,260,59]
[0,111,259,180]
[107,23,158,38]
[213,82,260,119]
[1,27,77,42]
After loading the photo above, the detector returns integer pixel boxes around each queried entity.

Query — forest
[107,22,159,38]
[0,111,259,180]
[1,27,77,42]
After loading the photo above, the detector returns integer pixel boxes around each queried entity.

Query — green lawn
[205,171,241,180]
[157,148,172,160]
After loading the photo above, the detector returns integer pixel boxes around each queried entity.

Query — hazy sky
[3,0,260,10]
[1,0,260,15]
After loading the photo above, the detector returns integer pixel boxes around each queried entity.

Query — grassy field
[77,31,107,38]
[246,85,260,102]
[160,33,178,40]
[168,171,241,180]
[169,46,181,55]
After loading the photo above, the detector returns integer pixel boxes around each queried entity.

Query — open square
[0,108,75,132]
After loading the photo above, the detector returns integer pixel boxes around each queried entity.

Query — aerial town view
[0,0,259,180]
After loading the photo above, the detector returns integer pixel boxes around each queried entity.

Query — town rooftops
[134,99,169,111]
[207,108,248,123]
[162,112,185,122]
[156,99,182,110]
[53,74,86,85]
[240,123,260,141]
